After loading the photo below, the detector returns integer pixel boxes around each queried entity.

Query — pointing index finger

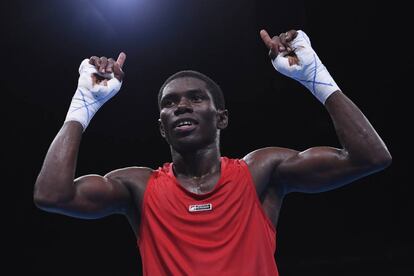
[116,52,126,68]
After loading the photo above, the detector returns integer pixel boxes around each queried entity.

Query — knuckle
[271,36,280,43]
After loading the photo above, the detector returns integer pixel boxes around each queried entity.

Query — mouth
[172,118,199,132]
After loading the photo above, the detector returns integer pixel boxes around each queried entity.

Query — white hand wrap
[64,59,122,130]
[271,30,340,104]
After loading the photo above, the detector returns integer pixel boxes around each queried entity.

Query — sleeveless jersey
[138,157,278,275]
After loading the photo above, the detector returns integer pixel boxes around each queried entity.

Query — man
[34,29,391,275]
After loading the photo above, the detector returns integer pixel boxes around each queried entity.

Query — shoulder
[106,166,154,179]
[242,147,298,168]
[241,147,299,195]
[105,166,154,190]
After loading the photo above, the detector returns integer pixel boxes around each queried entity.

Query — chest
[176,173,221,194]
[172,173,282,229]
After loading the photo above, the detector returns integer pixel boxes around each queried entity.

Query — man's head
[158,70,228,152]
[158,70,225,111]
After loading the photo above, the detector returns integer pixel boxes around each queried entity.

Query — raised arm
[34,53,151,222]
[275,90,391,194]
[248,30,391,195]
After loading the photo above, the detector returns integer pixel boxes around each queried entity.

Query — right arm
[34,121,151,219]
[34,53,150,220]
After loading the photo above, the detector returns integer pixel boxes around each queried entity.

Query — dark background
[4,0,412,275]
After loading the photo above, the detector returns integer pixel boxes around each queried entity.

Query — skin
[34,30,392,239]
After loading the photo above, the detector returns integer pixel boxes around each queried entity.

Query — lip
[174,124,197,134]
[172,118,199,129]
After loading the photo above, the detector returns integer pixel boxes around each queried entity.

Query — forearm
[34,54,126,211]
[325,91,391,166]
[34,121,83,205]
[265,30,391,166]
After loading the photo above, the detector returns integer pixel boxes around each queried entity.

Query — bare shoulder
[243,147,298,168]
[242,147,298,195]
[105,166,154,183]
[104,166,154,197]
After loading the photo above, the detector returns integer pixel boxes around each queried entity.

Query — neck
[171,143,221,178]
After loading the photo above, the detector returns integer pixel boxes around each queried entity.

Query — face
[159,77,227,152]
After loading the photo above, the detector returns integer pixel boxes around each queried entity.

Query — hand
[65,52,127,130]
[260,29,299,65]
[260,29,340,104]
[89,52,126,82]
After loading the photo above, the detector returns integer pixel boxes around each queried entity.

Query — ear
[216,109,229,130]
[158,118,166,138]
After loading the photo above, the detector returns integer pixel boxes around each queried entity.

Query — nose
[174,97,193,115]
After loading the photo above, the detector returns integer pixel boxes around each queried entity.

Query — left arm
[275,90,391,194]
[250,29,392,195]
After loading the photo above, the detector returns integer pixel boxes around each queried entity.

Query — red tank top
[138,157,278,275]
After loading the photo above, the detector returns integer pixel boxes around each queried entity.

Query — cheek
[158,114,169,135]
[159,111,170,125]
[200,111,218,129]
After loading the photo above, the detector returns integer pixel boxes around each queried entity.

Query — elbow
[33,191,70,211]
[349,147,392,174]
[379,152,392,169]
[368,148,392,172]
[33,195,49,210]
[33,188,57,210]
[377,144,392,168]
[33,181,72,210]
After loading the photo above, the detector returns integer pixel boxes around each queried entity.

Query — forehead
[161,77,210,98]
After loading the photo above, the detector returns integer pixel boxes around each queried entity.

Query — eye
[161,99,175,108]
[190,95,203,102]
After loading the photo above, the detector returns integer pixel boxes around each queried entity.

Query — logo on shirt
[188,203,213,212]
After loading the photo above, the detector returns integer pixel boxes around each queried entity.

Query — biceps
[58,175,131,218]
[276,147,361,193]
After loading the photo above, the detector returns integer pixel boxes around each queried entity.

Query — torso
[178,169,281,227]
[137,158,280,275]
[122,153,285,235]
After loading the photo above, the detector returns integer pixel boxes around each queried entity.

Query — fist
[88,52,126,83]
[260,29,299,66]
[260,29,340,104]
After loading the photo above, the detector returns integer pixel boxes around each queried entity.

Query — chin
[170,135,215,153]
[171,139,203,153]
